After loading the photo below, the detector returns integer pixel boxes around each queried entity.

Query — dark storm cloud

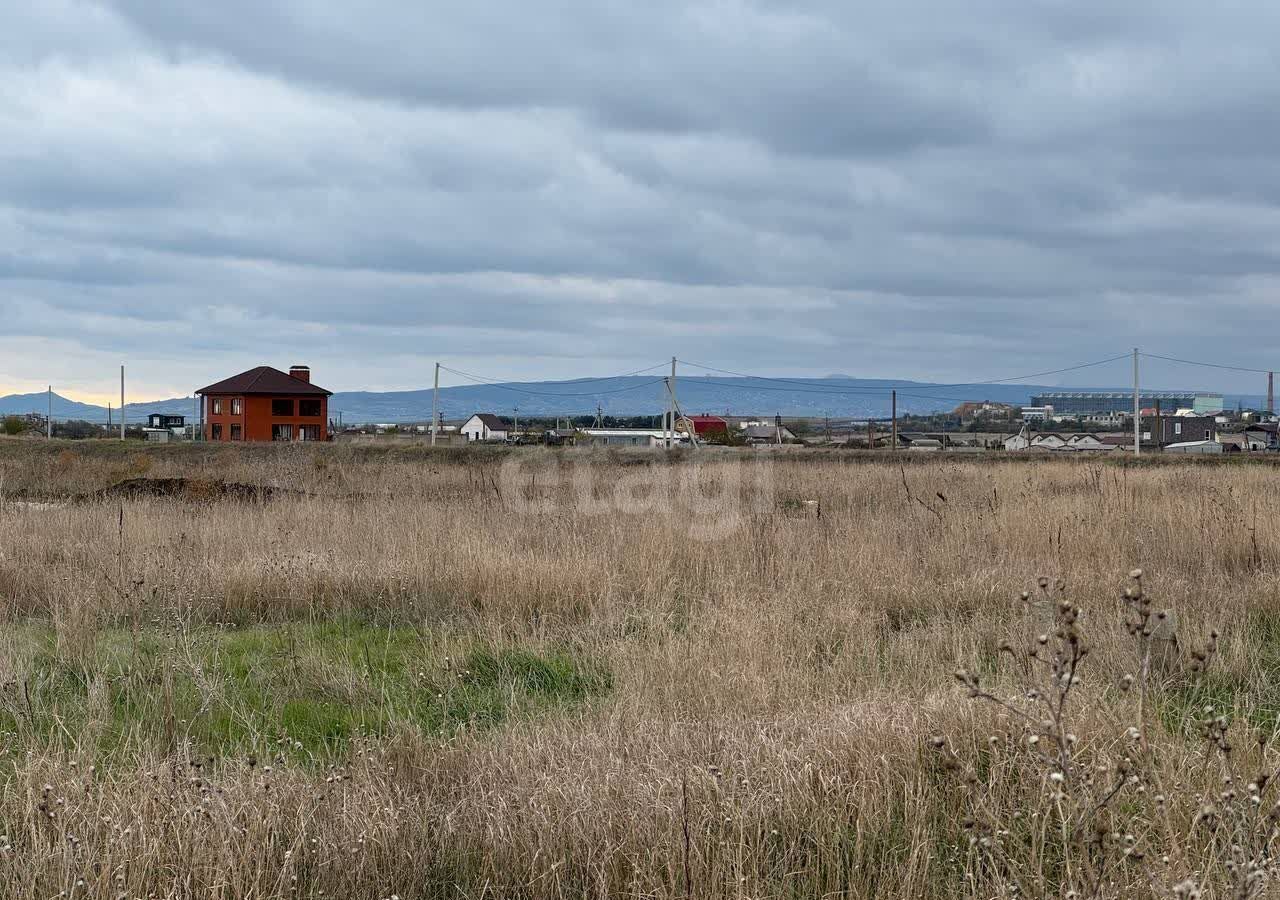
[5,0,1280,400]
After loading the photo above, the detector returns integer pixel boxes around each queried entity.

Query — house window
[298,425,320,441]
[1174,422,1182,436]
[211,398,222,415]
[230,424,242,441]
[271,398,294,417]
[272,424,293,441]
[231,398,243,415]
[211,423,223,441]
[299,398,322,417]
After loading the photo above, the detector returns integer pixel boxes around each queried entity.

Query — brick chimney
[289,365,311,383]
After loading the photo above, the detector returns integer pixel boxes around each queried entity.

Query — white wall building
[581,428,689,448]
[460,413,509,442]
[1065,434,1110,451]
[1164,440,1224,455]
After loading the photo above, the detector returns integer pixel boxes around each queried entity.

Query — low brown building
[197,365,332,443]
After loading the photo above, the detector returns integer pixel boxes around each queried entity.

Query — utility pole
[669,357,679,449]
[1132,348,1140,457]
[595,403,603,429]
[108,402,112,433]
[513,405,519,437]
[775,413,782,446]
[663,378,671,449]
[891,390,898,453]
[1154,399,1162,451]
[431,362,440,446]
[1269,371,1275,416]
[868,417,875,451]
[120,364,126,441]
[47,386,52,439]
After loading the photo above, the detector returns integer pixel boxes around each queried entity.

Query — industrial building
[1030,391,1223,416]
[197,365,331,442]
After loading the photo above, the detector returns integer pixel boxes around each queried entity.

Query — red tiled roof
[196,366,331,396]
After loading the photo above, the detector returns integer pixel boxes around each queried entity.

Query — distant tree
[53,420,101,439]
[1,416,25,436]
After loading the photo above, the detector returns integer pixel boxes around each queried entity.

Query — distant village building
[742,424,797,444]
[1140,415,1216,448]
[197,365,331,442]
[1063,434,1106,451]
[1242,424,1279,451]
[1084,411,1127,427]
[953,401,1015,421]
[146,413,186,430]
[581,428,689,448]
[1004,431,1116,453]
[682,414,729,437]
[1163,440,1223,455]
[143,413,186,443]
[1004,430,1031,452]
[460,413,509,442]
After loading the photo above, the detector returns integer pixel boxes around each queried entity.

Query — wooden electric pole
[431,362,440,446]
[891,390,898,453]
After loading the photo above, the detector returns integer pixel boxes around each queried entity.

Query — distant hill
[1,379,1261,425]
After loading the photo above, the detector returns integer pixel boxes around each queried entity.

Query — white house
[461,413,509,442]
[1005,432,1031,451]
[581,428,689,448]
[1030,433,1068,450]
[1164,440,1224,455]
[1065,434,1111,451]
[1242,426,1278,451]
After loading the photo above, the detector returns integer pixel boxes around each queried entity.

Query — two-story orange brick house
[197,365,332,442]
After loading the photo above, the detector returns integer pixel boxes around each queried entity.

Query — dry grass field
[3,440,1280,898]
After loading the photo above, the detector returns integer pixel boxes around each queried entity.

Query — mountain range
[0,378,1260,424]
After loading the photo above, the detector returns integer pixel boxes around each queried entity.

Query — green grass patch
[1158,608,1280,735]
[0,621,612,764]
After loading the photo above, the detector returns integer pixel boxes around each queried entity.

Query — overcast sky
[4,1,1280,402]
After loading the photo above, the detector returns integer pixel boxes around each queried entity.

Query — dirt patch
[93,477,281,502]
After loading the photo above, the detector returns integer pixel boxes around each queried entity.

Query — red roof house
[685,414,729,436]
[196,365,332,443]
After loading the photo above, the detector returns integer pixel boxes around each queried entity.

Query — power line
[442,361,668,385]
[438,365,667,398]
[1139,352,1271,375]
[677,353,1132,391]
[675,375,974,403]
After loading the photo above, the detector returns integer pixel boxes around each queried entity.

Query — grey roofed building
[742,424,796,443]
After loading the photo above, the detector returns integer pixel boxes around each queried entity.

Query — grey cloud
[5,1,1280,400]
